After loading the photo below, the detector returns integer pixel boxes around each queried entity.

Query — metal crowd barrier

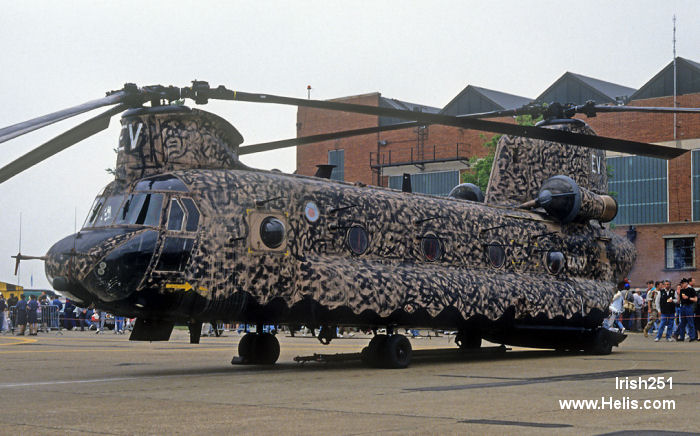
[41,305,61,331]
[6,305,61,332]
[9,306,17,332]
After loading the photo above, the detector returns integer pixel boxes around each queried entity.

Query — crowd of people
[606,278,699,342]
[3,280,700,342]
[0,292,133,335]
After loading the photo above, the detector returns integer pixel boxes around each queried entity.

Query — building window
[388,171,460,196]
[692,150,700,221]
[328,149,344,181]
[608,155,667,225]
[664,236,696,270]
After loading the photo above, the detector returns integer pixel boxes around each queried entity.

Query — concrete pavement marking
[0,336,37,346]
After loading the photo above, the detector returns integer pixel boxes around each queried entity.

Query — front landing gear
[361,334,412,368]
[232,332,280,365]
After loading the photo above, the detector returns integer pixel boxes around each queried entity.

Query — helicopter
[1,81,697,368]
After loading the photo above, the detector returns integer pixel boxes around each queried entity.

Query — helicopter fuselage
[45,167,635,347]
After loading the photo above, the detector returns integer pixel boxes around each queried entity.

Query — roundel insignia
[304,201,320,223]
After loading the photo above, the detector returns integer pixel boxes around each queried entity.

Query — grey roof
[379,97,440,126]
[570,73,637,101]
[685,57,700,70]
[537,72,636,104]
[379,97,440,114]
[441,85,532,116]
[630,57,700,100]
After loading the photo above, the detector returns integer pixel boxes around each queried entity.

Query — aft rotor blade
[591,105,700,114]
[0,104,126,184]
[219,91,685,159]
[239,121,421,155]
[0,92,129,145]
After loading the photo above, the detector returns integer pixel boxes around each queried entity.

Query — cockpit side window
[84,196,105,228]
[181,198,200,232]
[167,199,185,231]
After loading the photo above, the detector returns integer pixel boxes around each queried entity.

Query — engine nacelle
[536,175,617,224]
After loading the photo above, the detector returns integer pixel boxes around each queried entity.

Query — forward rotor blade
[239,121,421,155]
[0,104,127,184]
[219,91,685,159]
[0,92,129,144]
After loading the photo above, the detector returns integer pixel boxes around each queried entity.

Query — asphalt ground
[0,328,698,435]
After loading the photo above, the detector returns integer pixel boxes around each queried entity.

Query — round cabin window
[421,235,442,261]
[346,226,369,255]
[486,244,506,268]
[546,250,565,274]
[260,216,285,249]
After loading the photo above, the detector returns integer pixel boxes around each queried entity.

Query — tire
[588,329,613,355]
[254,333,280,364]
[238,333,256,362]
[362,334,388,367]
[455,331,481,350]
[381,335,412,369]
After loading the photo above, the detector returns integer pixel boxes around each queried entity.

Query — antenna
[673,14,677,140]
[17,212,21,286]
[307,85,312,100]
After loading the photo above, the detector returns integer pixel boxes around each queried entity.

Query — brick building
[296,57,700,287]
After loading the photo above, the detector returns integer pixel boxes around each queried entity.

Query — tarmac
[0,328,698,435]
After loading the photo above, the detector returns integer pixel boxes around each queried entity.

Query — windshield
[115,193,164,226]
[88,195,126,228]
[83,196,105,228]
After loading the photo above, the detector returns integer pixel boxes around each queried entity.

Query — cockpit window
[115,193,164,226]
[134,175,188,192]
[181,198,200,232]
[167,199,185,231]
[84,196,105,228]
[92,195,126,227]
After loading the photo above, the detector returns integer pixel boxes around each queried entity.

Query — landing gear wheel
[361,334,412,368]
[237,332,256,363]
[361,334,388,367]
[455,330,481,350]
[588,329,613,355]
[381,334,412,369]
[255,332,281,364]
[235,332,280,364]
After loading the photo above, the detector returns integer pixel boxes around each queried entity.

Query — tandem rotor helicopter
[2,81,698,368]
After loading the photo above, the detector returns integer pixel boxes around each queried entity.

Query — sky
[1,0,699,290]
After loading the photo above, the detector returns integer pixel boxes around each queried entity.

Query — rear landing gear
[455,329,481,350]
[361,334,412,368]
[586,328,616,355]
[232,332,280,365]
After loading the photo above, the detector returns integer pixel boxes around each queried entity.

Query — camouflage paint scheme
[487,120,608,206]
[46,107,635,347]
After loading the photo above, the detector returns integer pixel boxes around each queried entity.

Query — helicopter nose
[46,228,158,303]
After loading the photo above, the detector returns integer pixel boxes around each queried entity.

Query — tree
[460,114,541,192]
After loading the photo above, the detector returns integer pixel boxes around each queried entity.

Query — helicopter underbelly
[162,253,612,330]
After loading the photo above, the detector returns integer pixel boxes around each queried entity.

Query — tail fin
[485,120,607,206]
